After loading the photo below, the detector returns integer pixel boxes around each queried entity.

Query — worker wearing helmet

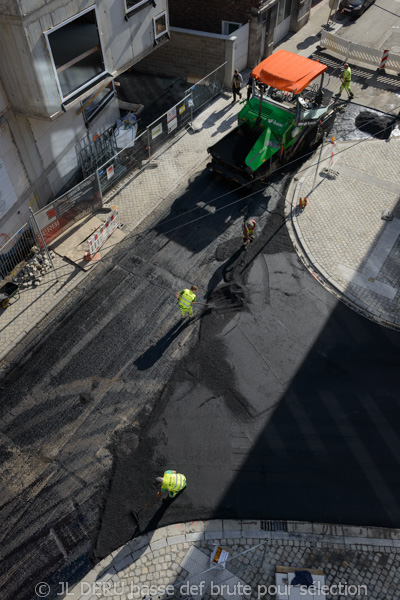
[242,219,257,250]
[176,285,197,319]
[155,470,187,498]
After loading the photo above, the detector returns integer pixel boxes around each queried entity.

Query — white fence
[320,32,400,73]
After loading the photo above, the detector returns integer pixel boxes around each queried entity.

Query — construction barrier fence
[1,63,227,282]
[320,32,400,72]
[0,224,36,282]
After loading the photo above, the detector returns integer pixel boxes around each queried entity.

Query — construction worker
[176,285,197,319]
[337,63,354,99]
[155,470,187,498]
[242,219,256,250]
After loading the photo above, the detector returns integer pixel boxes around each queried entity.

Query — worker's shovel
[130,491,163,528]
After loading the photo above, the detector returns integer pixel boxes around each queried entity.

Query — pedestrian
[246,77,253,101]
[232,69,243,103]
[242,219,256,250]
[176,285,197,320]
[155,470,187,498]
[337,63,354,99]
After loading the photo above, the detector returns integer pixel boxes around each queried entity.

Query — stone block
[150,538,167,551]
[167,534,186,546]
[185,532,205,543]
[223,519,242,533]
[113,554,134,572]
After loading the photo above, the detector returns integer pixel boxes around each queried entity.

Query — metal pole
[147,127,152,165]
[29,208,59,281]
[96,167,103,204]
[190,88,194,127]
[311,135,327,193]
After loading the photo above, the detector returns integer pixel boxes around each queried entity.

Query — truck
[207,50,337,185]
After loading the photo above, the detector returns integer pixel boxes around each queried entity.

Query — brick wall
[135,31,226,80]
[169,0,254,34]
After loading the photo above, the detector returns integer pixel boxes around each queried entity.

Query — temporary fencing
[0,224,36,282]
[1,63,227,282]
[319,32,400,73]
[98,61,226,196]
[87,206,120,259]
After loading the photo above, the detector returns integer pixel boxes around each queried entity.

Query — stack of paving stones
[69,520,400,600]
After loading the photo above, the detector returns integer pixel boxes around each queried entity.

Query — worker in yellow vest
[176,285,197,319]
[242,219,256,250]
[155,470,187,498]
[337,63,354,99]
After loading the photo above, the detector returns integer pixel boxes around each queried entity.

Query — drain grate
[260,520,288,532]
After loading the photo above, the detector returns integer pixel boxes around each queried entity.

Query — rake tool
[130,491,163,526]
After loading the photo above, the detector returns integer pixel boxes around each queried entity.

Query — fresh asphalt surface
[1,110,400,600]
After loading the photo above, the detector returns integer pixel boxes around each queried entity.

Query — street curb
[66,519,400,599]
[285,155,400,332]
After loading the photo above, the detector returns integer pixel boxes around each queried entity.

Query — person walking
[155,470,187,498]
[246,77,253,101]
[337,63,354,99]
[232,69,243,102]
[176,285,197,320]
[242,219,256,250]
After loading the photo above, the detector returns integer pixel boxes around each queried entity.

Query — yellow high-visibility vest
[161,472,186,493]
[178,289,196,308]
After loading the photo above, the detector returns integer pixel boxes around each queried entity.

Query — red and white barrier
[379,49,389,71]
[87,207,120,260]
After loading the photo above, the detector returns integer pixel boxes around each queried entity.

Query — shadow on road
[134,320,189,371]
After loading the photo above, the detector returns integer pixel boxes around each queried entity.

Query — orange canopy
[251,49,327,94]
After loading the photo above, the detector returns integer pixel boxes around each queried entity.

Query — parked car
[339,0,375,18]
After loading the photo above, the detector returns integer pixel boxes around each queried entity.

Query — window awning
[251,49,327,94]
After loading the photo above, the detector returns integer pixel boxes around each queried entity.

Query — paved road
[1,162,400,599]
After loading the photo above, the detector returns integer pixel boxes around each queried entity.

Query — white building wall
[0,0,169,239]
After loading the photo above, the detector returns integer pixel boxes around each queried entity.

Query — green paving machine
[207,50,337,185]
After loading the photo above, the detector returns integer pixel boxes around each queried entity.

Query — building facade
[0,0,170,239]
[168,0,312,67]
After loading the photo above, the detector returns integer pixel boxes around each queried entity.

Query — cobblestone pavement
[286,136,400,329]
[65,520,400,600]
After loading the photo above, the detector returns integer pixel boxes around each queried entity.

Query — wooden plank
[56,45,100,73]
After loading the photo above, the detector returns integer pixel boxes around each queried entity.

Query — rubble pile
[13,246,54,288]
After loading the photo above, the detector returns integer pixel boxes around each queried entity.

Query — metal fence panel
[186,62,226,115]
[97,129,149,195]
[0,223,36,283]
[147,95,192,157]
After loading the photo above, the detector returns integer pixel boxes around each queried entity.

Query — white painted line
[362,218,400,278]
[337,264,397,300]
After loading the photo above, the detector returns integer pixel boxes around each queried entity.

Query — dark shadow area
[355,110,399,139]
[116,70,190,129]
[94,184,400,566]
[154,170,250,253]
[134,320,190,370]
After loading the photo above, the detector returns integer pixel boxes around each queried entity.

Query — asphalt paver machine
[207,49,337,185]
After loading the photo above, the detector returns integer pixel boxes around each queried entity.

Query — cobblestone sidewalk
[65,520,400,600]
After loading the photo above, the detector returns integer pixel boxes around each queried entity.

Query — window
[222,21,242,36]
[81,82,115,126]
[45,7,106,102]
[154,12,168,42]
[125,0,151,14]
